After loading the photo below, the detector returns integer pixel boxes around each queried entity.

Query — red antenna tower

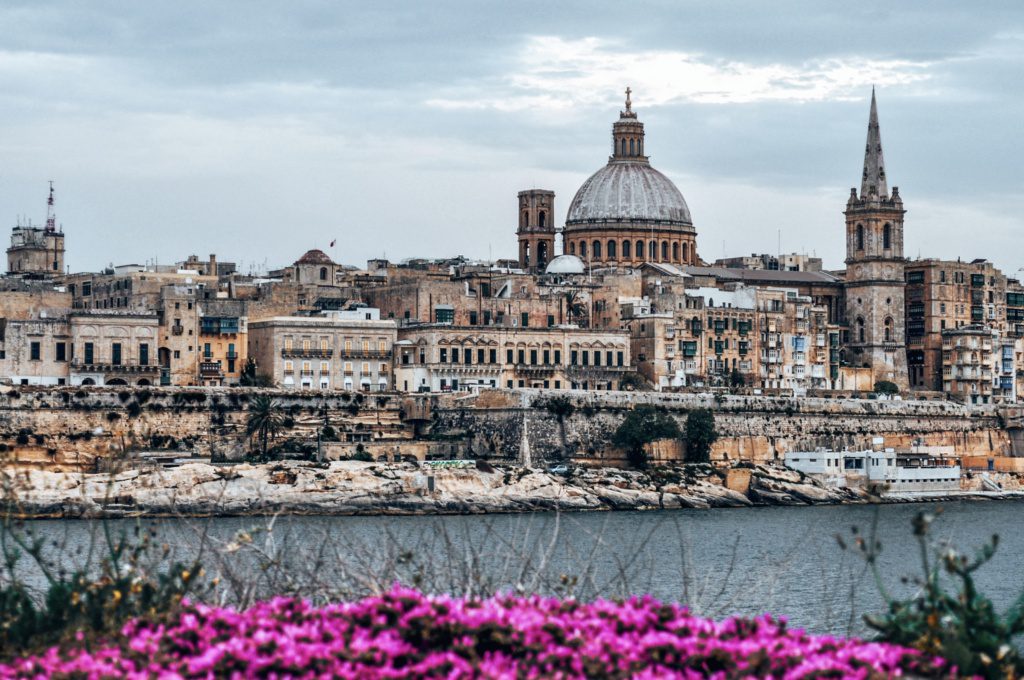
[45,181,56,232]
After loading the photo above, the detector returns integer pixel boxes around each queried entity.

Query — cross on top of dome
[621,86,636,120]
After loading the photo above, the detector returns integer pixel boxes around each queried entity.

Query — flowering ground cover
[0,586,951,679]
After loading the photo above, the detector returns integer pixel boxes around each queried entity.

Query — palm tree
[564,289,587,326]
[541,395,575,459]
[246,395,283,458]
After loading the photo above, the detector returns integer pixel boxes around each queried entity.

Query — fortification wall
[432,389,1010,464]
[0,386,1012,471]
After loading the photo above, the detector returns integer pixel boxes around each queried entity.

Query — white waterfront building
[785,448,961,495]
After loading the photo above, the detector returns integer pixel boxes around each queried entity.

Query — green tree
[612,404,680,468]
[729,368,746,391]
[873,380,900,396]
[684,408,717,463]
[246,395,283,457]
[539,395,575,458]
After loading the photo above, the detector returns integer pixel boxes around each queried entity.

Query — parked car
[547,464,569,475]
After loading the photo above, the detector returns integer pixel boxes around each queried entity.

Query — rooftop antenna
[45,181,56,233]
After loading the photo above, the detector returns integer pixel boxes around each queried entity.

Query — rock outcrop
[1,461,881,519]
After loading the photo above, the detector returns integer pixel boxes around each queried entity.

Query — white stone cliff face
[1,460,874,518]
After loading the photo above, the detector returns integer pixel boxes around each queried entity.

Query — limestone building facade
[247,312,397,391]
[393,324,631,393]
[69,312,160,386]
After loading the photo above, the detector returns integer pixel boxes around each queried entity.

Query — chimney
[208,253,217,277]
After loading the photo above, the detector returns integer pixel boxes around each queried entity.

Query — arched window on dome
[521,211,528,228]
[661,241,669,260]
[856,224,864,251]
[672,242,680,261]
[592,240,601,259]
[539,211,546,228]
[621,139,627,156]
[607,240,616,258]
[636,240,644,259]
[319,267,328,281]
[682,242,689,262]
[622,240,631,258]
[579,241,587,258]
[649,241,656,260]
[883,222,891,249]
[569,242,576,256]
[629,139,635,156]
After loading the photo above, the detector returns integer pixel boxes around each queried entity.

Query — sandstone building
[248,311,397,391]
[393,324,631,392]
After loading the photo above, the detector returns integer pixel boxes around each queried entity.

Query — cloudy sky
[2,1,1023,275]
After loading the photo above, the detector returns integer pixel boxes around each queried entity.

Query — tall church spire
[860,87,888,200]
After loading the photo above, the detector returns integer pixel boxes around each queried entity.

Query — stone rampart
[0,386,1012,471]
[432,389,1010,464]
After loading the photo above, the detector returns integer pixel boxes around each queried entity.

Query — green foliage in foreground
[0,522,203,656]
[843,510,1024,679]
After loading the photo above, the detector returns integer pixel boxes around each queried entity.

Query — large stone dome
[559,89,698,267]
[566,161,692,227]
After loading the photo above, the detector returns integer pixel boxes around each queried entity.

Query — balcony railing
[71,362,159,374]
[200,362,223,376]
[340,348,390,359]
[282,348,333,359]
[171,325,184,336]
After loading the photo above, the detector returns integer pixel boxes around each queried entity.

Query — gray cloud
[0,1,1022,276]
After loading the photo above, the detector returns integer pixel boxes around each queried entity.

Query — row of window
[426,347,626,367]
[282,360,387,375]
[281,337,389,352]
[567,239,691,262]
[27,341,150,366]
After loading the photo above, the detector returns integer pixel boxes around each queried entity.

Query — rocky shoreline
[3,460,1022,519]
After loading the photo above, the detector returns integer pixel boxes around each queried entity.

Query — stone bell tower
[843,89,908,388]
[517,189,555,273]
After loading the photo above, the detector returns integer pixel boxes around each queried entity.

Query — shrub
[321,425,338,441]
[32,435,44,446]
[0,524,203,655]
[684,408,717,463]
[117,391,132,403]
[874,380,900,396]
[844,510,1024,678]
[612,405,680,469]
[135,390,151,405]
[106,412,121,423]
[14,432,30,446]
[127,402,142,418]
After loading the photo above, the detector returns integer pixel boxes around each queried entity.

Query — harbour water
[12,500,1023,637]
